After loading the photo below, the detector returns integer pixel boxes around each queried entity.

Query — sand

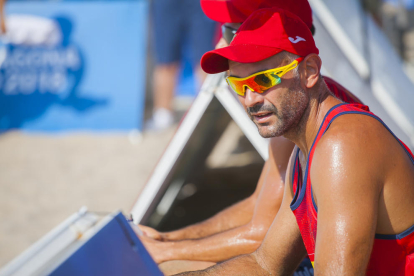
[0,127,176,267]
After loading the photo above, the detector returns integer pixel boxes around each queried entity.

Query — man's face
[229,54,309,138]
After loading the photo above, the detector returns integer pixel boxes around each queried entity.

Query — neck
[284,81,341,158]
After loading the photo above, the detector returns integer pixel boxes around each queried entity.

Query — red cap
[201,0,313,30]
[200,0,247,23]
[201,8,319,74]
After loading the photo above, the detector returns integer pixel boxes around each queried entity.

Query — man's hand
[135,137,295,264]
[140,234,172,263]
[173,148,307,275]
[139,225,166,241]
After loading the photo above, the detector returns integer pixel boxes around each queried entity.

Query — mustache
[247,103,277,116]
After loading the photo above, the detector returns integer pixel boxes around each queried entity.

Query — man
[140,0,361,267]
[176,8,414,275]
[0,0,6,33]
[146,0,216,131]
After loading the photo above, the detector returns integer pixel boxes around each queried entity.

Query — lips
[252,112,273,123]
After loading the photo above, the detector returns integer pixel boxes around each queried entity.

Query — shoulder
[311,113,391,188]
[323,76,344,93]
[317,111,393,152]
[323,76,362,104]
[323,76,347,93]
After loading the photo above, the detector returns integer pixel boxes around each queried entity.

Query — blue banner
[0,1,148,131]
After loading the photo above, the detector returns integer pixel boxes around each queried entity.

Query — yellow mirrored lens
[227,73,280,96]
[253,72,281,88]
[253,74,272,87]
[226,79,244,95]
[226,58,300,96]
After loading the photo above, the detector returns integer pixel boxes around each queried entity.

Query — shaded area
[142,97,264,231]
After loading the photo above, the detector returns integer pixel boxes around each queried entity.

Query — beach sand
[0,127,176,266]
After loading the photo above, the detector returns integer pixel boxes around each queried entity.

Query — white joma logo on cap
[289,36,306,43]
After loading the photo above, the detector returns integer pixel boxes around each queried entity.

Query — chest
[298,151,307,182]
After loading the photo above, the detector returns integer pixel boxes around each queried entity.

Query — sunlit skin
[229,54,309,139]
[174,52,414,275]
[229,52,337,164]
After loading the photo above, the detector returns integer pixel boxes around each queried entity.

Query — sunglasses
[226,57,303,96]
[222,25,237,44]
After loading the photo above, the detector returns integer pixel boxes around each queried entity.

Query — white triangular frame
[130,74,269,224]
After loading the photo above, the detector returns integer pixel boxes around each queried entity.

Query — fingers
[139,236,165,264]
[139,224,163,240]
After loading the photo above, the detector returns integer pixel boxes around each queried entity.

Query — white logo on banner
[1,15,62,47]
[0,15,81,95]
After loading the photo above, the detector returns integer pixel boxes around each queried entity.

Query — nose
[244,88,264,108]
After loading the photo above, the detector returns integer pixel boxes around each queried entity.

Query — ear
[301,54,322,89]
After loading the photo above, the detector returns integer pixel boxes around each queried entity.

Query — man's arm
[140,194,255,241]
[140,164,261,241]
[141,136,294,242]
[311,117,383,275]
[175,147,307,275]
[141,137,294,263]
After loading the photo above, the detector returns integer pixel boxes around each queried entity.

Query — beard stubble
[247,77,308,138]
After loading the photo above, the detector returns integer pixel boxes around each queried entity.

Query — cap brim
[201,44,283,74]
[201,0,246,23]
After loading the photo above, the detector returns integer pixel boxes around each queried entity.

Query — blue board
[50,212,163,276]
[0,0,148,131]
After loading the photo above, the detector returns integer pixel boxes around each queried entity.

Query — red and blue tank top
[290,103,414,275]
